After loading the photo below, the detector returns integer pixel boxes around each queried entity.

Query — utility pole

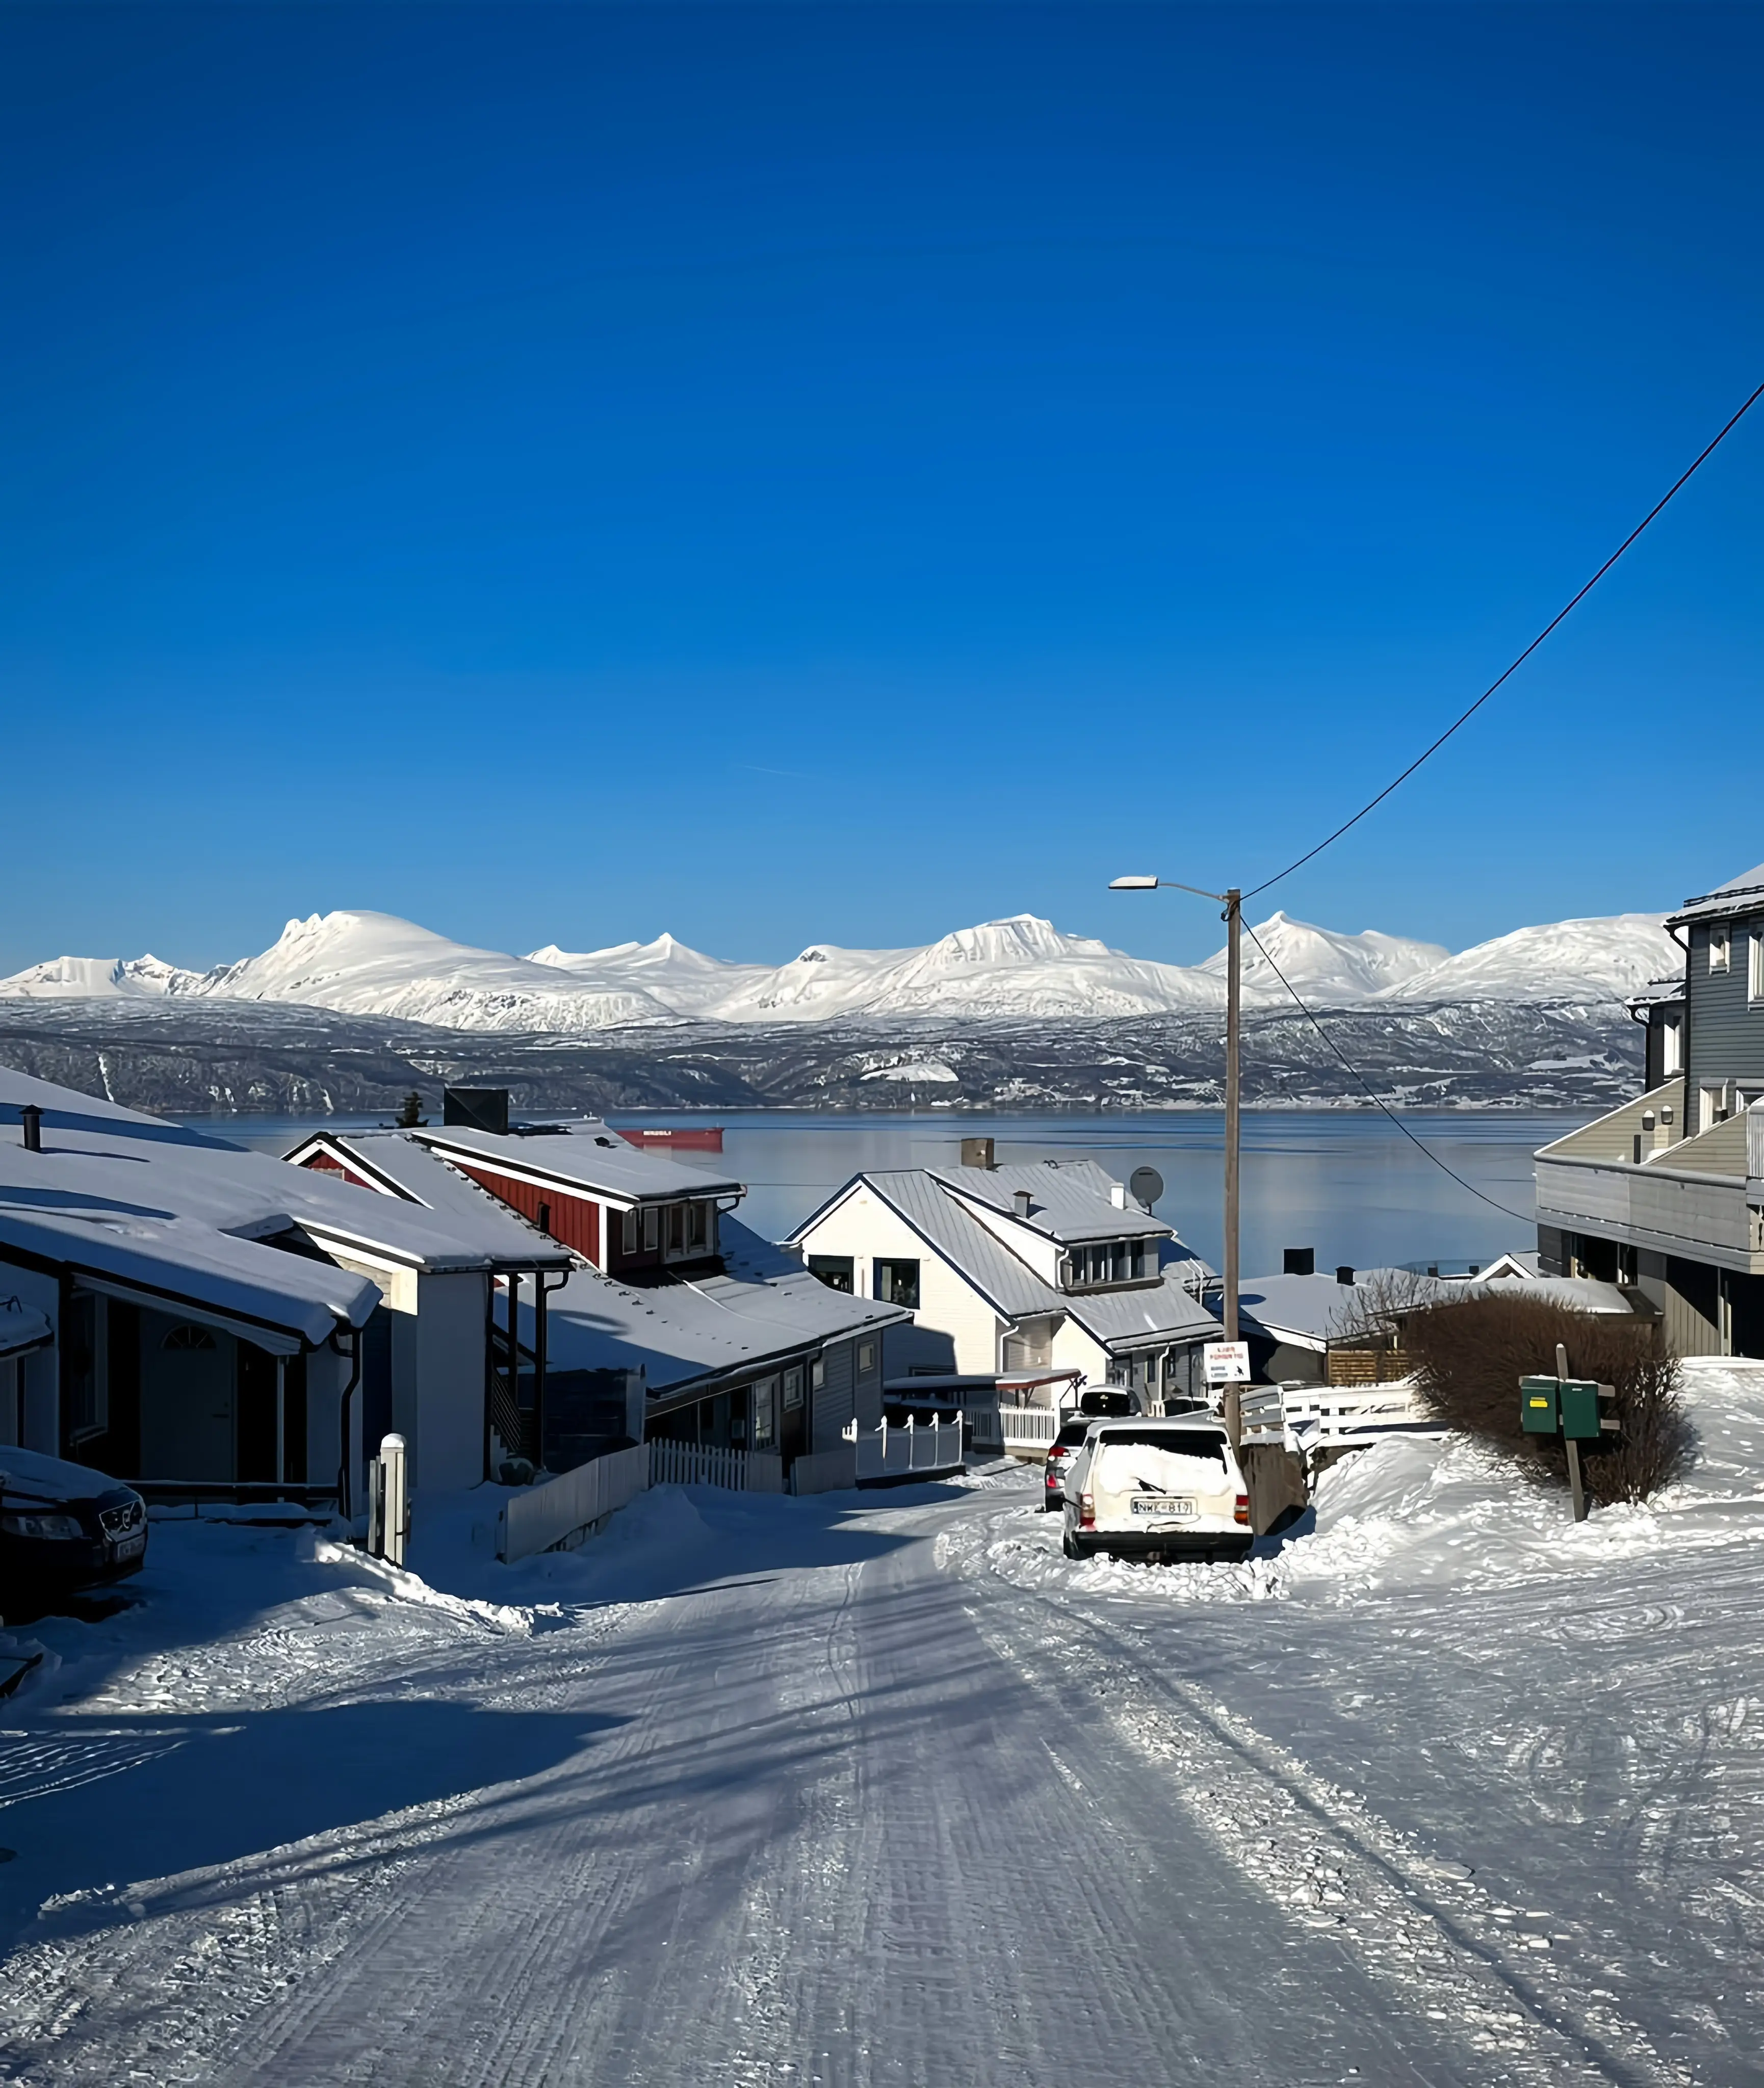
[1109,873,1246,1438]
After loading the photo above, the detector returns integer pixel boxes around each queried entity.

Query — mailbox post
[1519,1342,1617,1523]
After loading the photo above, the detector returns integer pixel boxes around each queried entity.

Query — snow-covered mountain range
[0,905,1681,1033]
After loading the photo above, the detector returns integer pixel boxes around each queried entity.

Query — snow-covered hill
[528,933,772,1016]
[1200,912,1449,1005]
[1377,914,1679,1005]
[702,916,1227,1023]
[0,954,204,999]
[192,912,682,1031]
[0,904,1682,1031]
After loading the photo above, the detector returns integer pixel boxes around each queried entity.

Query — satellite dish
[1129,1166,1164,1212]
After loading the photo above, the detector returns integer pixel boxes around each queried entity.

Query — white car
[1060,1418,1252,1563]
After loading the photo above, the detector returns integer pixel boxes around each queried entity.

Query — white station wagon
[1060,1419,1252,1563]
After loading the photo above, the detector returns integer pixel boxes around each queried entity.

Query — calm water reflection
[192,1108,1577,1281]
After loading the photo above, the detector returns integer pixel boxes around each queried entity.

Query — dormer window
[1711,928,1731,973]
[1066,1239,1149,1290]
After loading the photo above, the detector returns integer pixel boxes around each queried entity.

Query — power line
[1241,919,1536,1225]
[1245,377,1764,902]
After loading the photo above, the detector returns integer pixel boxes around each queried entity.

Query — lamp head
[1107,875,1160,891]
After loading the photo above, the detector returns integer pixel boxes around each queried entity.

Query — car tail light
[1234,1493,1251,1526]
[1079,1493,1095,1529]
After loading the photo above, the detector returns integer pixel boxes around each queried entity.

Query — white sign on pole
[1202,1340,1251,1386]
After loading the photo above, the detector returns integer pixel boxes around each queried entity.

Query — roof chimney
[443,1087,510,1136]
[1283,1247,1315,1276]
[1336,1264,1355,1286]
[18,1105,41,1154]
[1109,1181,1127,1210]
[1012,1190,1033,1220]
[960,1136,996,1170]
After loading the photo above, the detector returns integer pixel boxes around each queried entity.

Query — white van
[1060,1419,1252,1563]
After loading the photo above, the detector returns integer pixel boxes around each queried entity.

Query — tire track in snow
[957,1552,1693,2088]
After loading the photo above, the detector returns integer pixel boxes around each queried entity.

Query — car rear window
[1054,1420,1094,1447]
[1093,1429,1231,1495]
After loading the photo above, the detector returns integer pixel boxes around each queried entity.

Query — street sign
[1203,1340,1251,1386]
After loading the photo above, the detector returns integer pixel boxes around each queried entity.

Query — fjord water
[201,1109,1566,1276]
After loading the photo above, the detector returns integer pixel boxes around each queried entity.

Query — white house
[784,1153,1217,1410]
[0,1072,572,1511]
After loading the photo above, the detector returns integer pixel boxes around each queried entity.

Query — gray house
[1534,860,1764,1358]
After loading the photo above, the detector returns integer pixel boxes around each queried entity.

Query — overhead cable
[1244,377,1764,902]
[1241,920,1537,1225]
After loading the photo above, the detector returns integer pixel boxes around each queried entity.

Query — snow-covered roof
[283,1132,575,1269]
[0,1074,578,1351]
[0,1296,53,1355]
[1626,975,1685,1015]
[1235,1265,1646,1349]
[410,1122,744,1207]
[932,1159,1171,1245]
[1668,864,1764,929]
[788,1168,1214,1351]
[533,1214,908,1396]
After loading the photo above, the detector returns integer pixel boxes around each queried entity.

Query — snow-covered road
[4,1364,1764,2085]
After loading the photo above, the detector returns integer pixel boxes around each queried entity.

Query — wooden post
[1557,1341,1588,1523]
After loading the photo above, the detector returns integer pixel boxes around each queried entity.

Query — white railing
[964,1404,1003,1450]
[648,1439,786,1494]
[791,1445,859,1494]
[1239,1380,1440,1451]
[999,1406,1060,1453]
[497,1443,648,1562]
[853,1416,965,1481]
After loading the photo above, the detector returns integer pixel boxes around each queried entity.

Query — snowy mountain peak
[1376,914,1680,1005]
[1201,912,1451,1006]
[0,953,204,999]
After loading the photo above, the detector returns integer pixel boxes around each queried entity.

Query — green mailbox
[1520,1377,1559,1434]
[1559,1379,1614,1441]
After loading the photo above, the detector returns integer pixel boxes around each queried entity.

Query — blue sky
[2,3,1759,974]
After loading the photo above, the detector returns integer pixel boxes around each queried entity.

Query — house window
[1711,929,1730,973]
[687,1202,708,1250]
[667,1203,685,1252]
[808,1255,854,1293]
[642,1207,661,1252]
[1751,935,1764,1003]
[811,1354,825,1392]
[751,1376,777,1449]
[621,1209,639,1255]
[1662,1012,1682,1074]
[857,1341,876,1375]
[1702,1083,1732,1126]
[783,1366,804,1412]
[874,1258,921,1309]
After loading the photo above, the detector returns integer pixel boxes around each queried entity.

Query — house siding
[814,1337,854,1450]
[1684,913,1764,1133]
[456,1164,600,1263]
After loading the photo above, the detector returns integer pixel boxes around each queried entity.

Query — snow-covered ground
[2,1361,1761,2083]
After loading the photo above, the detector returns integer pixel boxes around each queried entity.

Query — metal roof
[930,1159,1170,1244]
[410,1122,744,1207]
[792,1168,1215,1350]
[287,1132,575,1269]
[1668,863,1764,928]
[535,1214,908,1394]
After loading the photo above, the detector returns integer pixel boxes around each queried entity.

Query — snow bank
[945,1359,1764,1608]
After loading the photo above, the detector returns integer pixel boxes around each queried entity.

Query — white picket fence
[497,1443,648,1562]
[1239,1380,1440,1455]
[648,1439,785,1495]
[854,1416,965,1481]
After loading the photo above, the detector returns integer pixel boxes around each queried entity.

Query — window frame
[873,1257,921,1310]
[1710,928,1731,973]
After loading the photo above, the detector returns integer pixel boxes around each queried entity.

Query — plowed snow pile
[943,1357,1764,1606]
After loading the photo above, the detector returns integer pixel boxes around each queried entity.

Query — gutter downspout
[331,1325,362,1521]
[533,1269,569,1475]
[1666,919,1693,1135]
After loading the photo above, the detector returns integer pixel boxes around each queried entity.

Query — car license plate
[113,1532,146,1560]
[1130,1497,1194,1517]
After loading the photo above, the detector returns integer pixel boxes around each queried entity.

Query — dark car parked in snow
[1,1446,147,1604]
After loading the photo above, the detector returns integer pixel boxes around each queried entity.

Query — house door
[139,1320,236,1480]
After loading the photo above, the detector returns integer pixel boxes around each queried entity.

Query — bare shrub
[1402,1295,1693,1507]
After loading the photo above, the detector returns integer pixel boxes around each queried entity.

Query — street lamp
[1108,874,1244,1432]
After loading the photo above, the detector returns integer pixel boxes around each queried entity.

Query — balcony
[1535,1078,1764,1274]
